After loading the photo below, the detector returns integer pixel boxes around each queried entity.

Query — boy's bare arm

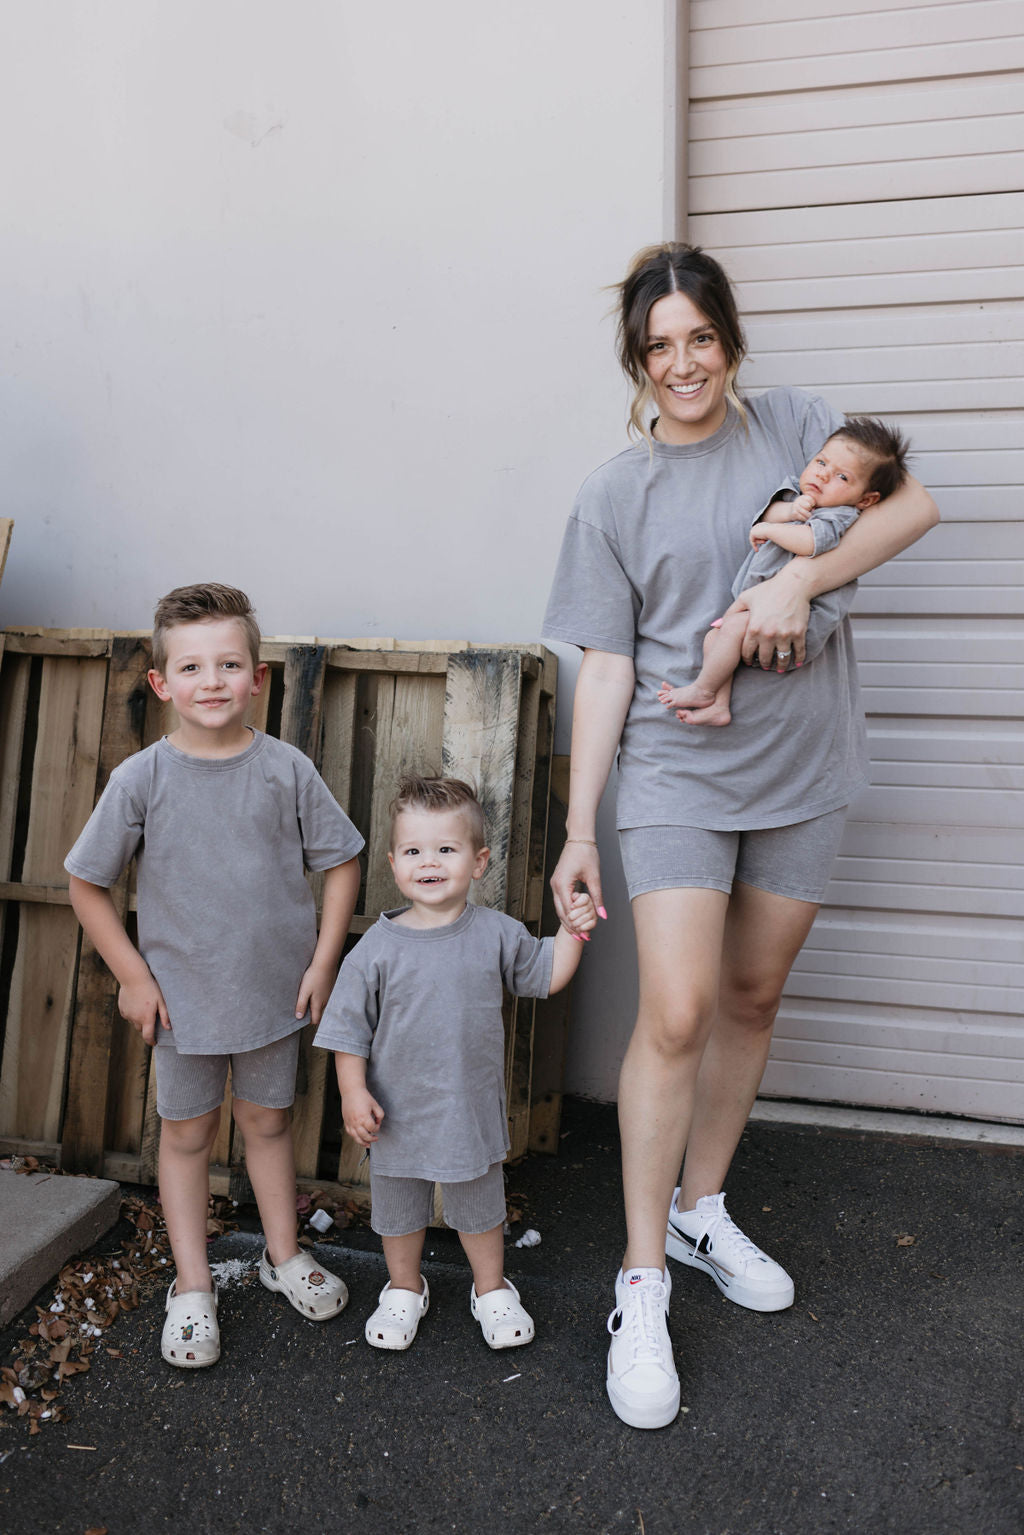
[295,857,362,1024]
[549,890,598,992]
[750,521,816,557]
[335,1051,384,1145]
[68,875,170,1046]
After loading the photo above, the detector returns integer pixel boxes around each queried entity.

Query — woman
[543,243,938,1431]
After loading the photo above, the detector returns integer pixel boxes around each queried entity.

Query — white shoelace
[607,1280,671,1365]
[693,1196,766,1268]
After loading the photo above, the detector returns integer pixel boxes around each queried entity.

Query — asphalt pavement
[1,1097,1021,1535]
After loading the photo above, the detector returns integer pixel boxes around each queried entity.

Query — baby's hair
[388,774,487,851]
[831,416,911,501]
[152,582,261,674]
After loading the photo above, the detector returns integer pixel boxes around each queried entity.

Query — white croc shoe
[470,1278,535,1349]
[161,1280,220,1369]
[364,1277,430,1350]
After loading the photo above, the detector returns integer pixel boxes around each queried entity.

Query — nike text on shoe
[665,1190,794,1312]
[605,1267,680,1429]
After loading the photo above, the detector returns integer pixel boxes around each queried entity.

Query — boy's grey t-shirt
[542,387,868,831]
[313,904,554,1182]
[64,731,364,1054]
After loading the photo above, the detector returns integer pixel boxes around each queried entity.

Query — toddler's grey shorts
[154,1031,301,1121]
[619,806,849,906]
[369,1162,507,1237]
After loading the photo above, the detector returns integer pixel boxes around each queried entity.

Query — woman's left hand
[730,565,812,671]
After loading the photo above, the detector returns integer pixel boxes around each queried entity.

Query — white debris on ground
[514,1228,541,1248]
[209,1256,259,1288]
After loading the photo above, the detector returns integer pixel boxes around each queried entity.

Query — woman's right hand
[551,838,604,930]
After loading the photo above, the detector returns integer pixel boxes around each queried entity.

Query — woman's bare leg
[619,886,729,1272]
[677,880,820,1209]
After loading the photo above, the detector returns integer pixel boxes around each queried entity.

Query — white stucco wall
[0,1,676,1099]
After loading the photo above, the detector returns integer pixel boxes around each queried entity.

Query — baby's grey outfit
[65,730,364,1056]
[313,904,554,1184]
[543,388,868,832]
[731,474,860,613]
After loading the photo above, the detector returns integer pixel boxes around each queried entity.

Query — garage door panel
[692,192,1024,248]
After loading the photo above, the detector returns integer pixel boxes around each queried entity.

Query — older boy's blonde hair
[152,583,261,674]
[388,774,487,851]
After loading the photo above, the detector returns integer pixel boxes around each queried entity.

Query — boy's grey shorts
[154,1032,301,1121]
[619,807,848,906]
[370,1162,507,1237]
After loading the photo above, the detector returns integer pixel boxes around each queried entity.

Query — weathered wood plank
[442,652,522,913]
[0,520,12,587]
[280,645,328,761]
[61,636,152,1172]
[363,672,447,917]
[528,769,571,1155]
[0,656,108,1142]
[0,881,72,906]
[2,631,115,658]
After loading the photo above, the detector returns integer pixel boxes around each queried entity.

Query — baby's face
[799,437,875,508]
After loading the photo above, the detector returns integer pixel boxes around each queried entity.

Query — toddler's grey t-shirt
[543,388,868,831]
[313,904,553,1182]
[65,731,364,1054]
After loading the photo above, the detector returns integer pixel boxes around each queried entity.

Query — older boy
[66,583,364,1368]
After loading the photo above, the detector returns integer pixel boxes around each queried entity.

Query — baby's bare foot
[659,681,717,713]
[676,699,732,727]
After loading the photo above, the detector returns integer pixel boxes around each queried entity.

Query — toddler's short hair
[388,774,487,851]
[831,417,910,501]
[152,583,261,674]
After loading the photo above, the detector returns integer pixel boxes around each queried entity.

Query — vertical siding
[687,0,1024,1120]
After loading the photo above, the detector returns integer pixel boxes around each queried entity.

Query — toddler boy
[314,774,596,1352]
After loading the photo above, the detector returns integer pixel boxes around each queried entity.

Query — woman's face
[644,292,730,444]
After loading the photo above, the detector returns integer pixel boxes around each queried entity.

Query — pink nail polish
[598,906,608,920]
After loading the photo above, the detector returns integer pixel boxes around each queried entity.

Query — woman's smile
[645,292,729,444]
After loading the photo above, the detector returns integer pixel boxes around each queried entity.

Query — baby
[658,416,909,726]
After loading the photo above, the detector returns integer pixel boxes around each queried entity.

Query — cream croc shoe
[364,1278,430,1350]
[470,1278,535,1349]
[259,1249,349,1320]
[161,1281,220,1369]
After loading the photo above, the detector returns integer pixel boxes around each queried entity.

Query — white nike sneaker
[666,1191,794,1312]
[605,1266,680,1430]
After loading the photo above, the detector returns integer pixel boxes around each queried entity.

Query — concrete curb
[0,1168,121,1326]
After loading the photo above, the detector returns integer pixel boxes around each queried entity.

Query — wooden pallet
[0,628,568,1207]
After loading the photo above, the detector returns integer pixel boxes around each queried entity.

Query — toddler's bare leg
[382,1229,427,1291]
[159,1107,221,1292]
[233,1099,303,1267]
[459,1222,506,1296]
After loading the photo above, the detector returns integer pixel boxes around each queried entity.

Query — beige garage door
[686,0,1024,1120]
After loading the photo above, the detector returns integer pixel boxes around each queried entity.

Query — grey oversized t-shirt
[313,904,554,1182]
[543,388,868,831]
[65,731,365,1054]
